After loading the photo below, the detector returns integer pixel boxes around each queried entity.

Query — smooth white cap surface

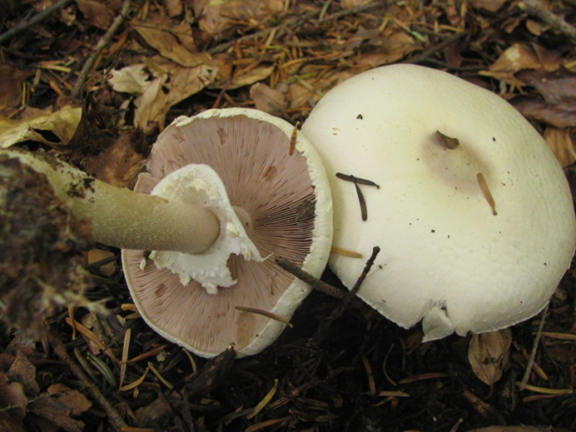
[302,64,576,341]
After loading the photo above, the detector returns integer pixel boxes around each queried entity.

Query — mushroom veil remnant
[301,64,576,341]
[122,108,332,358]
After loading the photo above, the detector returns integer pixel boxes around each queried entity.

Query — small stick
[404,32,468,65]
[336,172,380,188]
[519,303,549,390]
[331,246,363,258]
[289,122,300,156]
[348,246,380,297]
[521,0,576,43]
[312,246,381,342]
[235,306,293,327]
[354,182,368,221]
[274,256,347,300]
[477,173,497,216]
[71,0,131,98]
[0,0,74,44]
[336,172,380,222]
[52,335,127,432]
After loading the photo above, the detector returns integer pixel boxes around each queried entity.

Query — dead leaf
[543,127,576,167]
[108,64,149,94]
[193,0,273,39]
[230,64,274,90]
[6,351,39,397]
[28,394,86,432]
[518,68,576,105]
[84,129,146,187]
[133,17,209,67]
[341,0,374,8]
[250,83,287,116]
[483,44,541,85]
[468,329,512,386]
[0,105,83,148]
[163,0,183,17]
[0,411,27,432]
[468,0,508,12]
[46,383,92,416]
[133,57,217,131]
[510,68,576,127]
[0,64,26,112]
[0,380,28,421]
[483,44,563,85]
[76,0,121,30]
[511,95,576,128]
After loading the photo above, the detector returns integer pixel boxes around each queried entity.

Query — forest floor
[1,0,576,431]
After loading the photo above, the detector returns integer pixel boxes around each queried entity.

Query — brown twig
[518,303,549,390]
[404,32,468,65]
[274,256,350,300]
[71,0,131,98]
[521,0,576,43]
[51,335,128,432]
[313,246,381,343]
[0,0,74,45]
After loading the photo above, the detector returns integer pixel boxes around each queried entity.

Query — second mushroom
[122,108,333,358]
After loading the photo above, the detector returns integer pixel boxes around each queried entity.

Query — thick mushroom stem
[2,150,220,253]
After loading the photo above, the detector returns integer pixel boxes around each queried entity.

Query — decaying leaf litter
[1,0,576,431]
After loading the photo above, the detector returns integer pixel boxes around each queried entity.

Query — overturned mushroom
[122,108,332,357]
[302,64,576,341]
[2,109,332,357]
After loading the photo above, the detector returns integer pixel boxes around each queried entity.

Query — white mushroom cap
[122,108,332,357]
[301,64,576,341]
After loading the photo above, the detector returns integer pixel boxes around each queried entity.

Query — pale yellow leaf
[468,329,513,386]
[0,105,82,148]
[108,64,149,94]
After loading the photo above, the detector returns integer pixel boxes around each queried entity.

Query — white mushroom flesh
[149,163,264,294]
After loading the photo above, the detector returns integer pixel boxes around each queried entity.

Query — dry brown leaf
[133,57,217,131]
[229,65,274,90]
[28,395,85,432]
[0,411,27,432]
[46,383,92,416]
[512,95,576,128]
[0,380,27,421]
[76,0,121,30]
[483,44,541,85]
[133,17,208,67]
[354,31,420,67]
[484,44,563,84]
[84,130,146,187]
[194,0,274,38]
[468,0,508,12]
[250,83,287,116]
[163,0,183,17]
[6,351,39,397]
[510,68,576,127]
[519,69,576,105]
[468,329,513,386]
[0,105,82,148]
[0,64,26,112]
[544,127,576,167]
[341,0,374,9]
[108,64,149,94]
